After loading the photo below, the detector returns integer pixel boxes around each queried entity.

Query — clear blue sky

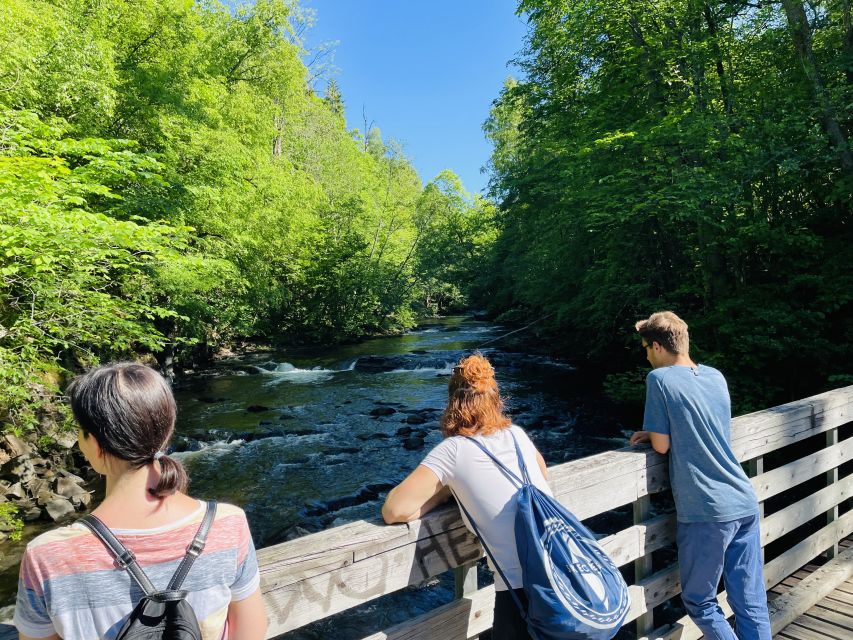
[301,0,528,196]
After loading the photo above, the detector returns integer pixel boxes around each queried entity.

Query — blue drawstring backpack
[455,433,630,640]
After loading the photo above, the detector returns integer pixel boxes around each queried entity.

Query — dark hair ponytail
[151,454,188,498]
[68,362,189,498]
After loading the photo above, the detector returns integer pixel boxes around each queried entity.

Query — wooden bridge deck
[771,539,853,640]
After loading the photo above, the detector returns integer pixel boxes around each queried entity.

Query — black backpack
[79,501,217,640]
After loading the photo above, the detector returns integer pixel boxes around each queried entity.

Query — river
[1,317,637,637]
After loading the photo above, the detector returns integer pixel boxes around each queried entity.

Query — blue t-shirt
[643,364,758,523]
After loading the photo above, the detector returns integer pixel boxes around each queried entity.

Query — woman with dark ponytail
[382,353,551,640]
[14,363,268,640]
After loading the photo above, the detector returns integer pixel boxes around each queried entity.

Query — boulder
[404,414,428,425]
[5,482,24,500]
[370,407,397,417]
[356,433,391,441]
[3,433,32,458]
[54,476,87,499]
[58,469,86,485]
[8,459,35,483]
[26,477,49,498]
[45,497,75,521]
[246,405,270,413]
[402,436,425,451]
[22,507,42,522]
[71,492,92,508]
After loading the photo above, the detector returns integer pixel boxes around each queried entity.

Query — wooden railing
[256,386,853,639]
[1,386,851,640]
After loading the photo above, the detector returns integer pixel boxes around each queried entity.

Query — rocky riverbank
[0,433,91,541]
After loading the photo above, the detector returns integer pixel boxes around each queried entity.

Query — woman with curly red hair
[382,353,550,640]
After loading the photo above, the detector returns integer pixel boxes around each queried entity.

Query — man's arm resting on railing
[382,465,451,524]
[630,430,670,454]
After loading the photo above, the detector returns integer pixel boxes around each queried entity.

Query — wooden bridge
[1,386,852,639]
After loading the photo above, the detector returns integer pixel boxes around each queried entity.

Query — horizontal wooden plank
[360,586,496,640]
[264,519,483,637]
[548,448,669,519]
[765,509,853,589]
[778,624,832,640]
[752,436,853,503]
[792,615,850,640]
[803,608,853,632]
[762,474,853,545]
[598,513,676,568]
[731,386,853,461]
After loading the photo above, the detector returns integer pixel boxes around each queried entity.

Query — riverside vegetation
[0,0,496,538]
[1,0,852,538]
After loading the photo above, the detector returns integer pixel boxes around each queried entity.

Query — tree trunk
[781,0,853,174]
[843,0,853,86]
[703,4,735,120]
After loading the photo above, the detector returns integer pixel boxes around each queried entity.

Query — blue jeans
[677,514,772,640]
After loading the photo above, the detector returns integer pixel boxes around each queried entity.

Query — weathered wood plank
[731,386,853,461]
[778,624,833,640]
[764,509,853,589]
[752,436,853,503]
[814,597,853,618]
[598,513,676,568]
[792,615,850,640]
[263,521,483,637]
[805,607,853,632]
[762,474,853,546]
[360,586,496,640]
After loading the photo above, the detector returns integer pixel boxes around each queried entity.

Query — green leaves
[480,0,853,409]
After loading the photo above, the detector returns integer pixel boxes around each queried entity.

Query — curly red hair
[441,353,511,438]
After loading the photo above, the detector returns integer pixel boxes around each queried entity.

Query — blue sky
[301,0,528,196]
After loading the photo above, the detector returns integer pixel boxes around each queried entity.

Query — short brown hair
[441,353,511,438]
[634,311,689,355]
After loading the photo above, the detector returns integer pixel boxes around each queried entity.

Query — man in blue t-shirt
[630,311,771,640]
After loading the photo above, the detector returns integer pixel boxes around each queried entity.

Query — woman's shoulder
[25,522,90,554]
[213,501,249,520]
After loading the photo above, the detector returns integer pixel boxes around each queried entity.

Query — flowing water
[1,317,636,637]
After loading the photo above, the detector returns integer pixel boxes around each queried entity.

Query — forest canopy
[0,0,492,436]
[477,0,853,410]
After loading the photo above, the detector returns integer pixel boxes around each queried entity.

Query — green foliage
[0,0,497,442]
[480,0,853,410]
[0,503,24,542]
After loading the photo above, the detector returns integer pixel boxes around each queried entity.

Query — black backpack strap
[79,515,157,596]
[167,500,217,590]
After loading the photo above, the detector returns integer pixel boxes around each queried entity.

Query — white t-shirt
[420,425,552,590]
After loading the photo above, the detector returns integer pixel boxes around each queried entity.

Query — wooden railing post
[748,457,765,519]
[454,560,478,598]
[825,428,839,559]
[633,495,654,637]
[455,560,479,639]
